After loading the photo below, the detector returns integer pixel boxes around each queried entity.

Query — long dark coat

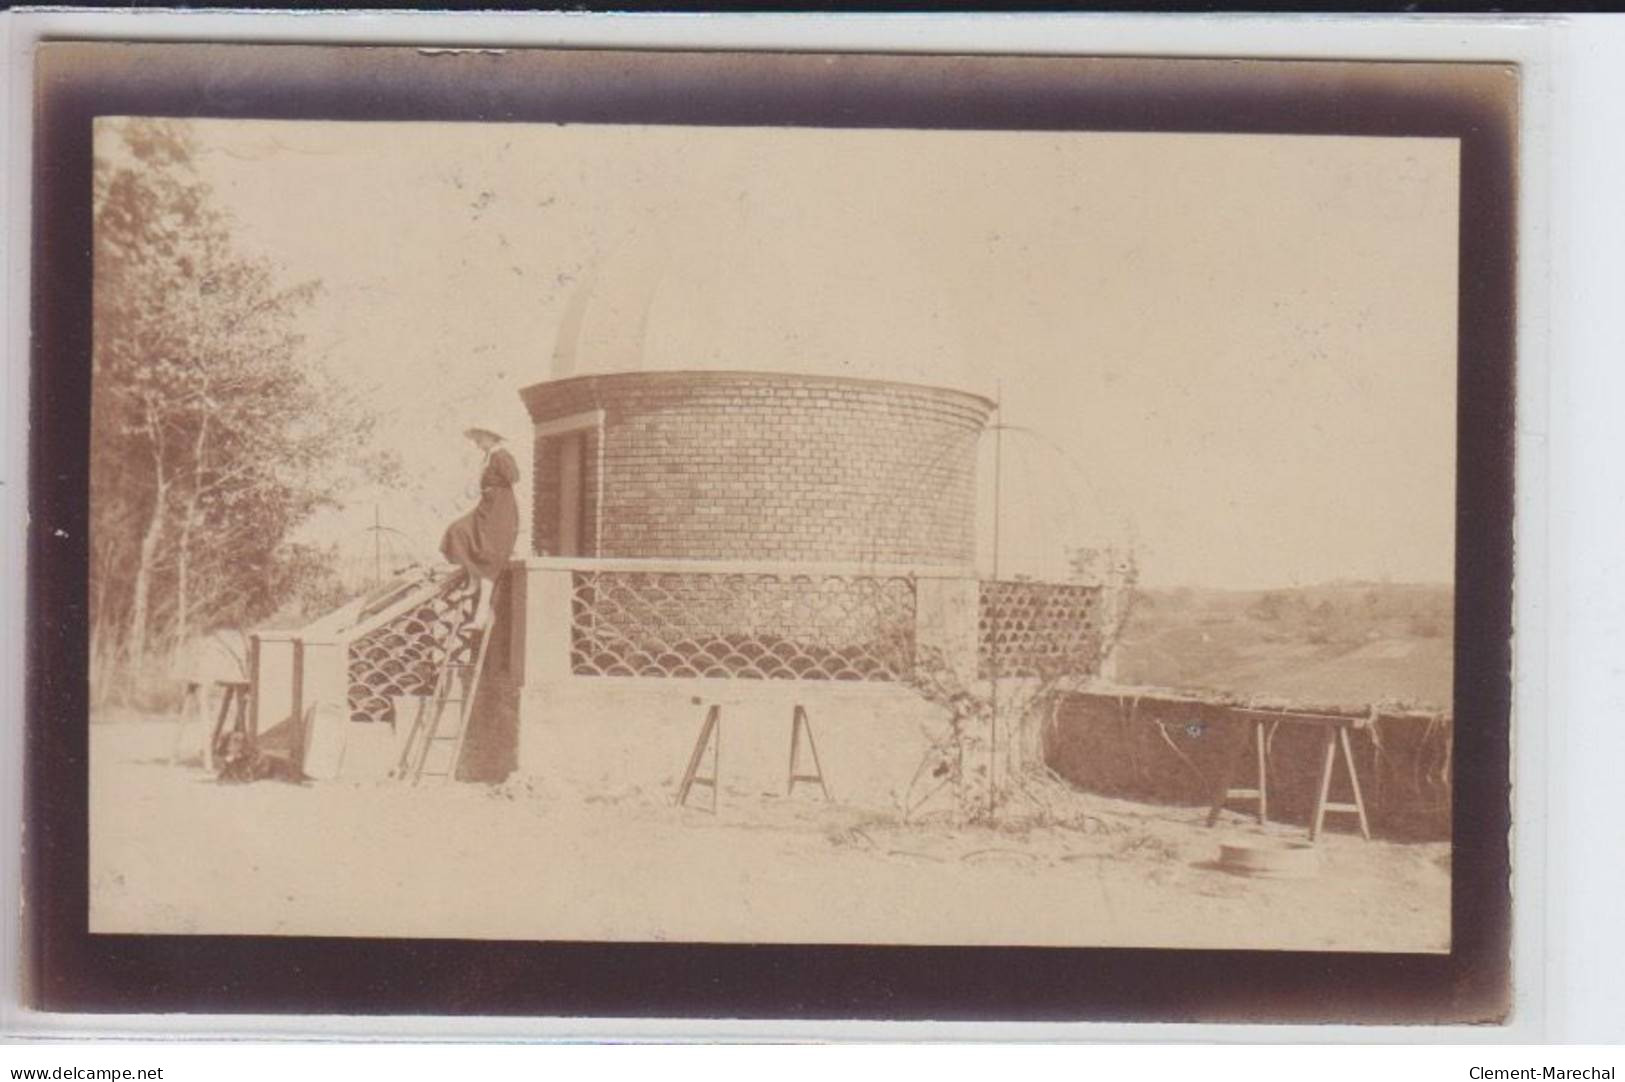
[440,447,520,581]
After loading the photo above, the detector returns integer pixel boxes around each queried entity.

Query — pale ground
[89,719,1451,951]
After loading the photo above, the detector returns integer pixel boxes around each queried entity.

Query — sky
[117,118,1459,589]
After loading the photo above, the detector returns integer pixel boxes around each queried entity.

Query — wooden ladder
[395,625,490,785]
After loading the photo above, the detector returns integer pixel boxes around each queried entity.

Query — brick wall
[520,371,993,566]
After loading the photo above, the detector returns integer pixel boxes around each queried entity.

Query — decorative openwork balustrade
[259,562,1113,732]
[569,569,917,681]
[250,561,1117,766]
[978,579,1106,679]
[249,568,484,764]
[345,573,479,722]
[246,560,1121,798]
[554,563,1111,685]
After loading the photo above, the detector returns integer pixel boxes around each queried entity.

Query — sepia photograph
[20,40,1519,1024]
[84,110,1459,952]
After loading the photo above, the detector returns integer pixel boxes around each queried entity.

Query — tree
[91,118,389,701]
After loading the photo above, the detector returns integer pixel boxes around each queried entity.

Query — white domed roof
[549,214,991,399]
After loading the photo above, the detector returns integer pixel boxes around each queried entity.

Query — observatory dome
[547,213,990,401]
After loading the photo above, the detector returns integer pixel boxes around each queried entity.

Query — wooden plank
[1254,719,1269,824]
[1338,725,1373,840]
[1310,726,1339,843]
[787,705,832,802]
[676,705,721,811]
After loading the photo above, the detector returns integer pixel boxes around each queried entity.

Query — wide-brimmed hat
[463,426,506,443]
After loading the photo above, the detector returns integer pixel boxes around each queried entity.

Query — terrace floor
[89,718,1450,953]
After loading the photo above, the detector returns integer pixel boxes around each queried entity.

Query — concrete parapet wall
[515,679,940,810]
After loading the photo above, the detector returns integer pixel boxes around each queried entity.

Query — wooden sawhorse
[1206,709,1372,843]
[675,702,832,812]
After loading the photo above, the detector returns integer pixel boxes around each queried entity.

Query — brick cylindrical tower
[519,370,993,568]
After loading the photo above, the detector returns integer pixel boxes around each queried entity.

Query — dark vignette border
[27,44,1516,1025]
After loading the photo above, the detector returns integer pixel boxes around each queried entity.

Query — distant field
[1113,583,1453,711]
